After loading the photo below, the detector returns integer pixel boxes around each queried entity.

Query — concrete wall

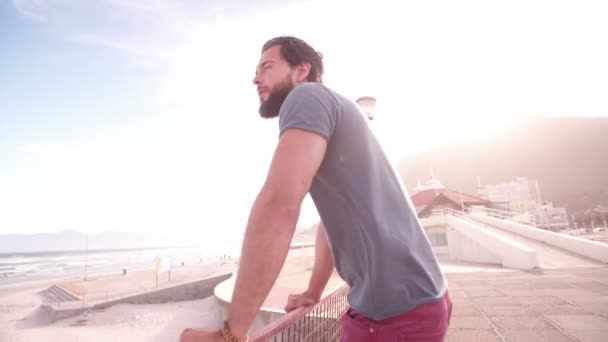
[421,217,448,255]
[447,215,540,270]
[420,215,448,227]
[40,304,87,323]
[433,245,450,255]
[469,213,608,263]
[45,273,230,322]
[447,226,501,265]
[93,272,232,309]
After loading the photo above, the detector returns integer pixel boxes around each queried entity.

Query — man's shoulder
[289,82,335,99]
[278,83,339,140]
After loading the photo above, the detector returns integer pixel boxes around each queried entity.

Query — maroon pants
[340,292,452,342]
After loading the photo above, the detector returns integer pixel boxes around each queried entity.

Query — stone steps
[43,284,80,303]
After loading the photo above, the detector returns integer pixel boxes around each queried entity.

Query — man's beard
[258,77,295,119]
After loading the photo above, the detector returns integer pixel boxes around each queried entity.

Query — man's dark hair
[262,36,324,83]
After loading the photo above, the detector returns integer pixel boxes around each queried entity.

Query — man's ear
[296,62,312,82]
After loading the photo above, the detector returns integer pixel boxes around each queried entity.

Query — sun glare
[367,98,525,161]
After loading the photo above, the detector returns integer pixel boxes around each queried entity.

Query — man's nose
[253,74,260,85]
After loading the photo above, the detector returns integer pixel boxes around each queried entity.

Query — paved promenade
[212,246,608,341]
[445,266,608,341]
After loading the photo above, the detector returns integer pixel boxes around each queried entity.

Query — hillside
[398,116,608,221]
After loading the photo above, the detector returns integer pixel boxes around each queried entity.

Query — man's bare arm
[226,129,327,338]
[284,221,335,313]
[305,221,334,301]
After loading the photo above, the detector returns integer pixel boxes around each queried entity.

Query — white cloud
[11,0,48,21]
[20,142,84,163]
[74,33,151,58]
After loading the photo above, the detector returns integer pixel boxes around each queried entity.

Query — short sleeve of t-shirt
[278,83,338,142]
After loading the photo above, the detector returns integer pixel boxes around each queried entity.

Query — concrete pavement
[445,266,608,342]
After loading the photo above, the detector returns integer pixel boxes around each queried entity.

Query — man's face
[253,45,296,118]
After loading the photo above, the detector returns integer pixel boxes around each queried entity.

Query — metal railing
[430,207,465,217]
[251,285,349,342]
[430,206,536,226]
[469,206,536,226]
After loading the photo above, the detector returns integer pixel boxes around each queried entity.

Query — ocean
[0,245,240,287]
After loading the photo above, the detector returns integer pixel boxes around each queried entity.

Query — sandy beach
[1,286,221,342]
[0,241,319,342]
[0,258,238,342]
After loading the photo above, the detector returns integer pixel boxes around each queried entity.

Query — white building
[482,177,542,213]
[482,177,570,230]
[532,203,569,231]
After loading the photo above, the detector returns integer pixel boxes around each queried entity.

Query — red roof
[411,188,447,206]
[411,188,489,207]
[441,191,489,205]
[412,188,491,217]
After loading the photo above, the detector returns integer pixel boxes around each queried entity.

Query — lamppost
[356,96,376,121]
[582,208,592,232]
[355,95,399,167]
[84,234,89,281]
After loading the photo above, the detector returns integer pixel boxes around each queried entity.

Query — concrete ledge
[470,213,608,263]
[40,303,87,322]
[447,215,540,270]
[214,275,288,335]
[289,243,315,250]
[94,272,232,309]
[41,273,232,322]
[214,273,234,307]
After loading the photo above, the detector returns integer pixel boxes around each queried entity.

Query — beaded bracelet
[221,321,249,342]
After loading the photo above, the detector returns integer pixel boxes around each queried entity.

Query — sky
[1,0,607,245]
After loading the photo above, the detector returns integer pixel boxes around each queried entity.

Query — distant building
[482,177,542,213]
[411,175,495,254]
[532,203,569,231]
[411,176,492,217]
[481,177,570,230]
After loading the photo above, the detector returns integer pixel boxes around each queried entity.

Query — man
[180,36,451,342]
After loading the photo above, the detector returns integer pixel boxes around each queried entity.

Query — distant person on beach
[180,36,451,342]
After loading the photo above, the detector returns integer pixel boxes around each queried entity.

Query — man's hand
[284,292,319,313]
[178,328,224,342]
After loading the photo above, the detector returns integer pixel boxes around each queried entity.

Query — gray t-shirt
[278,83,446,320]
